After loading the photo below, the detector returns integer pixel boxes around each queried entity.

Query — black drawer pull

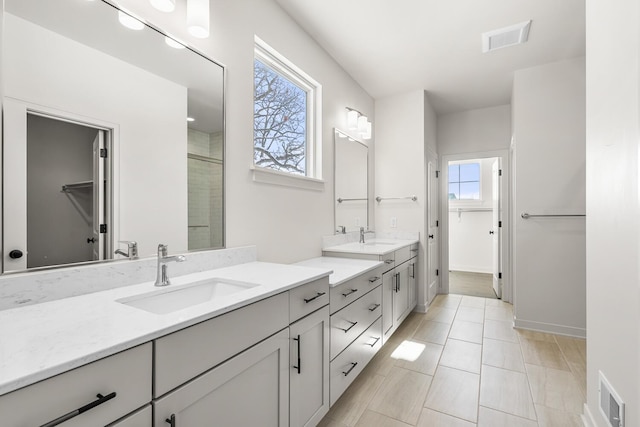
[341,288,358,297]
[384,259,394,264]
[303,291,326,303]
[368,276,380,283]
[368,303,381,312]
[338,320,358,333]
[166,414,176,426]
[40,392,116,427]
[293,334,301,374]
[342,362,358,376]
[367,337,381,347]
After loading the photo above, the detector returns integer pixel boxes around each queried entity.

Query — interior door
[92,131,105,261]
[3,98,28,271]
[492,159,502,298]
[427,156,439,303]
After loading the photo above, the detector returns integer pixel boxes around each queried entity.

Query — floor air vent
[599,371,625,427]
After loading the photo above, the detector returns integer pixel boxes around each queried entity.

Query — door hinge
[499,169,502,176]
[498,220,502,228]
[436,220,439,227]
[435,170,440,178]
[436,269,439,276]
[99,224,107,233]
[498,272,502,279]
[100,148,108,158]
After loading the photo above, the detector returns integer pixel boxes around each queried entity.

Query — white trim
[253,36,322,180]
[582,403,597,427]
[251,166,325,191]
[513,318,586,338]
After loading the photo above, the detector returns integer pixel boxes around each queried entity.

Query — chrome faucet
[114,240,138,259]
[359,226,374,243]
[336,225,346,234]
[155,244,186,287]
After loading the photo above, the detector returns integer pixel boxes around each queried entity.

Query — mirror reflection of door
[4,100,110,271]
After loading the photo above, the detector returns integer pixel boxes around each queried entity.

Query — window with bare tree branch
[253,39,321,182]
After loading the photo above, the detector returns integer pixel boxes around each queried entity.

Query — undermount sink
[117,278,259,315]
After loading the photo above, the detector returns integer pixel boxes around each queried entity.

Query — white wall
[448,158,496,273]
[512,57,586,337]
[437,105,511,155]
[584,0,639,425]
[112,0,374,264]
[4,13,188,258]
[374,90,436,309]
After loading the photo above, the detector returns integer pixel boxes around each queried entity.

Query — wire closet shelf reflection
[520,212,586,219]
[376,195,417,202]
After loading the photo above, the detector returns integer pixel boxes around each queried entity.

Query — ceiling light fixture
[346,107,372,140]
[187,0,210,38]
[118,11,145,31]
[150,0,175,13]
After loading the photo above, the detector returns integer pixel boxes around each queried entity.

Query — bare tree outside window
[254,59,308,175]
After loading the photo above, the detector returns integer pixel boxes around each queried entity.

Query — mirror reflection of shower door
[3,98,110,271]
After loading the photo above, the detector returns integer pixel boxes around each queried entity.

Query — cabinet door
[154,329,289,427]
[381,270,394,340]
[409,257,417,308]
[290,306,330,427]
[394,261,410,324]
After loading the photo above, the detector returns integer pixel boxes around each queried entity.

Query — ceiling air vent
[482,20,531,53]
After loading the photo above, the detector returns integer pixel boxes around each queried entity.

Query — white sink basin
[117,278,259,314]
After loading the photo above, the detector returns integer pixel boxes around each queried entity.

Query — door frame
[440,149,512,303]
[2,97,119,272]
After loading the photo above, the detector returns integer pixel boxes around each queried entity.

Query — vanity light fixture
[346,107,372,140]
[187,0,210,38]
[150,0,176,13]
[118,11,145,31]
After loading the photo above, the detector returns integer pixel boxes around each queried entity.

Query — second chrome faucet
[155,244,186,287]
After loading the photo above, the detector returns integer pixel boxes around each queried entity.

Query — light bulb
[118,11,145,31]
[187,0,210,38]
[347,110,359,130]
[150,0,175,12]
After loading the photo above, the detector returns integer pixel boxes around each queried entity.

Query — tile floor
[318,294,586,427]
[449,271,497,299]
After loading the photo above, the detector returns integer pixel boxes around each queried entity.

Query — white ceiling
[275,0,585,115]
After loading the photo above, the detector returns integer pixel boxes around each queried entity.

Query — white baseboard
[582,403,597,427]
[414,303,428,313]
[513,318,586,338]
[449,266,493,274]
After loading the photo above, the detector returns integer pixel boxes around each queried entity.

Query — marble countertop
[0,261,330,396]
[293,257,384,287]
[322,238,418,256]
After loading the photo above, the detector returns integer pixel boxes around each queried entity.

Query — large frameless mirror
[2,0,224,273]
[334,129,368,233]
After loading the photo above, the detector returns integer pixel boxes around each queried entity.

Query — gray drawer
[330,265,384,314]
[290,277,330,322]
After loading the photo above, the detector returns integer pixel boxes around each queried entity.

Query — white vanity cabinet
[109,405,152,426]
[0,343,152,427]
[154,329,290,427]
[289,305,330,427]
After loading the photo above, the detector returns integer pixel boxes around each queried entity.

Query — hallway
[319,294,585,427]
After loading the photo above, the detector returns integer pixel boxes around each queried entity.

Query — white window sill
[251,166,325,191]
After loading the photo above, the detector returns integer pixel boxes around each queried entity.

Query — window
[253,38,321,180]
[448,162,481,200]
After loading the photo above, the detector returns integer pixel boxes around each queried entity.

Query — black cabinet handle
[489,230,495,235]
[303,291,326,303]
[368,276,380,283]
[368,303,381,312]
[40,392,116,427]
[293,334,301,374]
[342,362,358,377]
[338,320,357,333]
[410,263,415,279]
[367,337,381,347]
[384,259,394,264]
[341,288,358,298]
[166,414,176,426]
